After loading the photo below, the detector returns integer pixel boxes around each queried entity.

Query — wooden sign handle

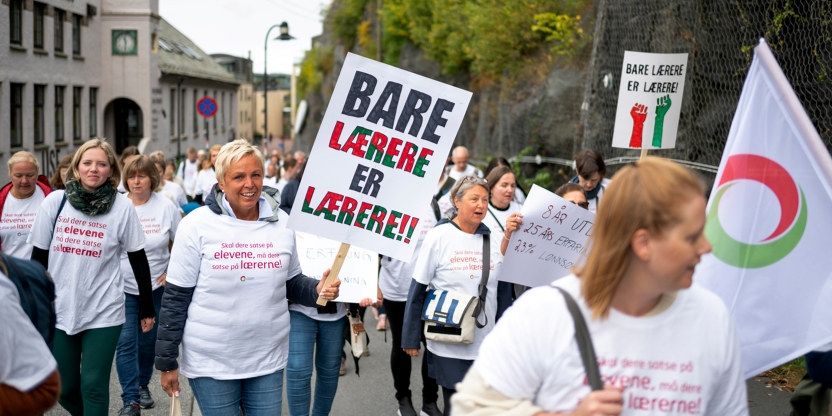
[316,242,351,306]
[640,148,650,160]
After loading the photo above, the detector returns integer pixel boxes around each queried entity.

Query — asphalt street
[44,313,795,415]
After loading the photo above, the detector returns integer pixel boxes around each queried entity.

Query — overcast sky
[159,0,330,75]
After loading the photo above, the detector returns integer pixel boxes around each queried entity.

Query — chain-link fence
[579,0,831,175]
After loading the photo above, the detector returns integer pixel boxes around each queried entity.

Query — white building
[0,0,238,183]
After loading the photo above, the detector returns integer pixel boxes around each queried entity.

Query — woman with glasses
[402,175,513,415]
[453,157,747,415]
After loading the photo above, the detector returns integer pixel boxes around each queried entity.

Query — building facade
[253,73,290,142]
[1,0,103,182]
[212,53,256,141]
[1,0,238,183]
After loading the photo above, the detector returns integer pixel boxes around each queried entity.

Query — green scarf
[64,179,117,216]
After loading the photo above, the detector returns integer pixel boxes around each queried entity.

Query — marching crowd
[1,138,829,416]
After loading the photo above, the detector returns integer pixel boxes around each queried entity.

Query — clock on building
[112,30,138,55]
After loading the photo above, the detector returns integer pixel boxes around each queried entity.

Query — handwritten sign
[295,231,378,303]
[612,51,688,149]
[498,185,595,287]
[288,53,472,261]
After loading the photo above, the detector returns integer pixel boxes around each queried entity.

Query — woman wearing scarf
[28,138,155,416]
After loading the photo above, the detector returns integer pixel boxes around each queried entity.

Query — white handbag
[422,234,490,344]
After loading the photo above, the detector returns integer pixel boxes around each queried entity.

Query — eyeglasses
[459,175,487,186]
[570,200,589,209]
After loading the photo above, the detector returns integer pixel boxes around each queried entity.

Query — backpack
[0,253,56,346]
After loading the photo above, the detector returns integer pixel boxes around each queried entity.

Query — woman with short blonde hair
[1,151,52,258]
[155,139,341,415]
[454,157,747,415]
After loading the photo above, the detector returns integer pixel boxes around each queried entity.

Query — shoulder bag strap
[472,233,490,328]
[554,286,603,391]
[487,207,506,232]
[51,194,67,238]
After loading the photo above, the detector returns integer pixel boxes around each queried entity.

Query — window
[33,2,45,49]
[192,89,198,135]
[34,85,45,144]
[72,14,82,55]
[55,86,65,142]
[169,88,176,137]
[10,83,24,147]
[54,8,65,53]
[73,87,82,141]
[89,87,97,137]
[10,0,23,46]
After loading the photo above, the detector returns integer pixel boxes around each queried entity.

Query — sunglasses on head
[570,200,589,209]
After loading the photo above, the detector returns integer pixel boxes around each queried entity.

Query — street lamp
[263,21,294,143]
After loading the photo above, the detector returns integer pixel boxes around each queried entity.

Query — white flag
[695,39,832,378]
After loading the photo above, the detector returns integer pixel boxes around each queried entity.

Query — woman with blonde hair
[454,157,747,415]
[155,139,341,415]
[1,151,52,258]
[28,138,155,416]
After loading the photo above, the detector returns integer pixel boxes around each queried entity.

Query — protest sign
[612,51,688,150]
[288,52,472,262]
[295,232,379,304]
[498,185,595,287]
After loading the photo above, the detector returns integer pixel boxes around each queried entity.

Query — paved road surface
[45,313,795,415]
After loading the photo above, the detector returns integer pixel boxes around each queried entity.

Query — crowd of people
[2,139,826,416]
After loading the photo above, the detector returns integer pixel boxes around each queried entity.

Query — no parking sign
[196,96,218,119]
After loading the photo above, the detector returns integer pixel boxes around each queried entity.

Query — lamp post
[263,21,294,143]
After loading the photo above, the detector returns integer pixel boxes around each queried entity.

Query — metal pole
[176,78,183,162]
[263,24,279,142]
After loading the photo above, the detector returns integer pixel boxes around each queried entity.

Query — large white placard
[288,53,472,261]
[498,185,595,287]
[295,232,378,304]
[611,51,688,149]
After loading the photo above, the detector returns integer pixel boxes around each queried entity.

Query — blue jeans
[189,370,284,416]
[115,287,163,406]
[286,311,346,416]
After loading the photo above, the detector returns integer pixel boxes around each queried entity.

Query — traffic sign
[196,96,218,118]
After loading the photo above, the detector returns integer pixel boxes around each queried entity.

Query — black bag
[554,286,603,391]
[1,253,56,346]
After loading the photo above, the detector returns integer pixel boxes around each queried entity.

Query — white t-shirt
[166,206,302,379]
[28,191,145,335]
[1,187,46,259]
[482,200,522,244]
[196,169,217,199]
[447,164,483,181]
[161,180,188,208]
[0,273,57,392]
[289,232,346,321]
[120,193,180,295]
[178,159,200,197]
[475,275,748,415]
[412,222,502,360]
[275,178,289,194]
[263,176,278,188]
[379,206,437,302]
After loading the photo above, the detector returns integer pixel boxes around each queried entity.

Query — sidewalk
[748,376,794,415]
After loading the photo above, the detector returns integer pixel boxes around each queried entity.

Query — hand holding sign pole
[317,242,350,305]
